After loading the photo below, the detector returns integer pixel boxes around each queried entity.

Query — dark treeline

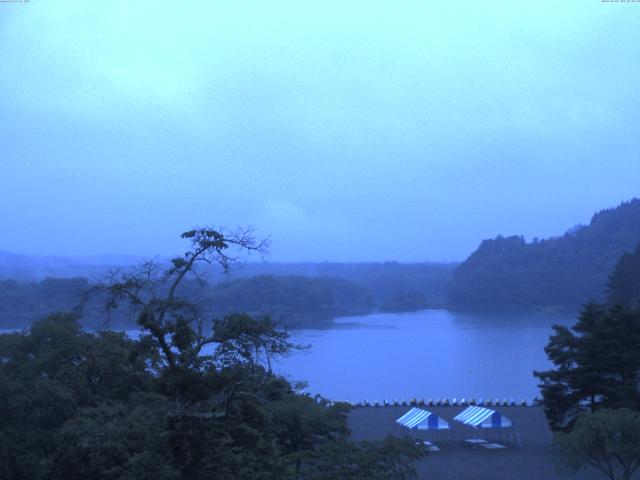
[0,258,457,305]
[0,263,457,329]
[379,291,429,313]
[0,275,374,330]
[607,242,640,309]
[213,262,458,307]
[447,198,640,308]
[0,277,90,328]
[190,275,375,327]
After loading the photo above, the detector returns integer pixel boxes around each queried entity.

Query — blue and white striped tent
[453,406,512,429]
[396,408,450,430]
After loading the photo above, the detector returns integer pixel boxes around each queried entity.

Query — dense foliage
[534,303,640,432]
[447,198,640,307]
[556,409,640,480]
[0,314,425,480]
[607,242,640,310]
[0,227,426,479]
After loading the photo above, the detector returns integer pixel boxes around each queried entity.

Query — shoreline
[331,397,537,408]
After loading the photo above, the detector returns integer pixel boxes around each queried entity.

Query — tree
[556,409,640,480]
[299,436,426,480]
[534,303,640,431]
[213,313,298,375]
[608,243,640,309]
[0,313,156,480]
[100,227,269,372]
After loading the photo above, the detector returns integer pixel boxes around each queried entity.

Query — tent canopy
[454,406,512,429]
[396,407,450,430]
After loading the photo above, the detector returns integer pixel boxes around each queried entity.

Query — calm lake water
[1,309,577,403]
[275,309,577,403]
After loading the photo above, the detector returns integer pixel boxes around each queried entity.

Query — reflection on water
[276,309,577,402]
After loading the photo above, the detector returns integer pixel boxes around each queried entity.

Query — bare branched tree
[98,227,270,370]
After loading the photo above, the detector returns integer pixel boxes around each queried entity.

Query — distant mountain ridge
[0,261,457,328]
[447,198,640,307]
[0,251,143,281]
[0,253,457,308]
[0,275,376,329]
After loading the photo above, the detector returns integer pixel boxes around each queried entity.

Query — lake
[0,308,577,403]
[275,309,577,403]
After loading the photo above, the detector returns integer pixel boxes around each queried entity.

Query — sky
[1,1,639,262]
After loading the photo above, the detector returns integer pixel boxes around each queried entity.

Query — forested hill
[187,275,375,327]
[607,242,640,309]
[214,262,457,307]
[447,198,640,307]
[0,275,375,329]
[0,259,457,318]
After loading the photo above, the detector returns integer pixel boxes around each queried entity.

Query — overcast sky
[1,1,639,262]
